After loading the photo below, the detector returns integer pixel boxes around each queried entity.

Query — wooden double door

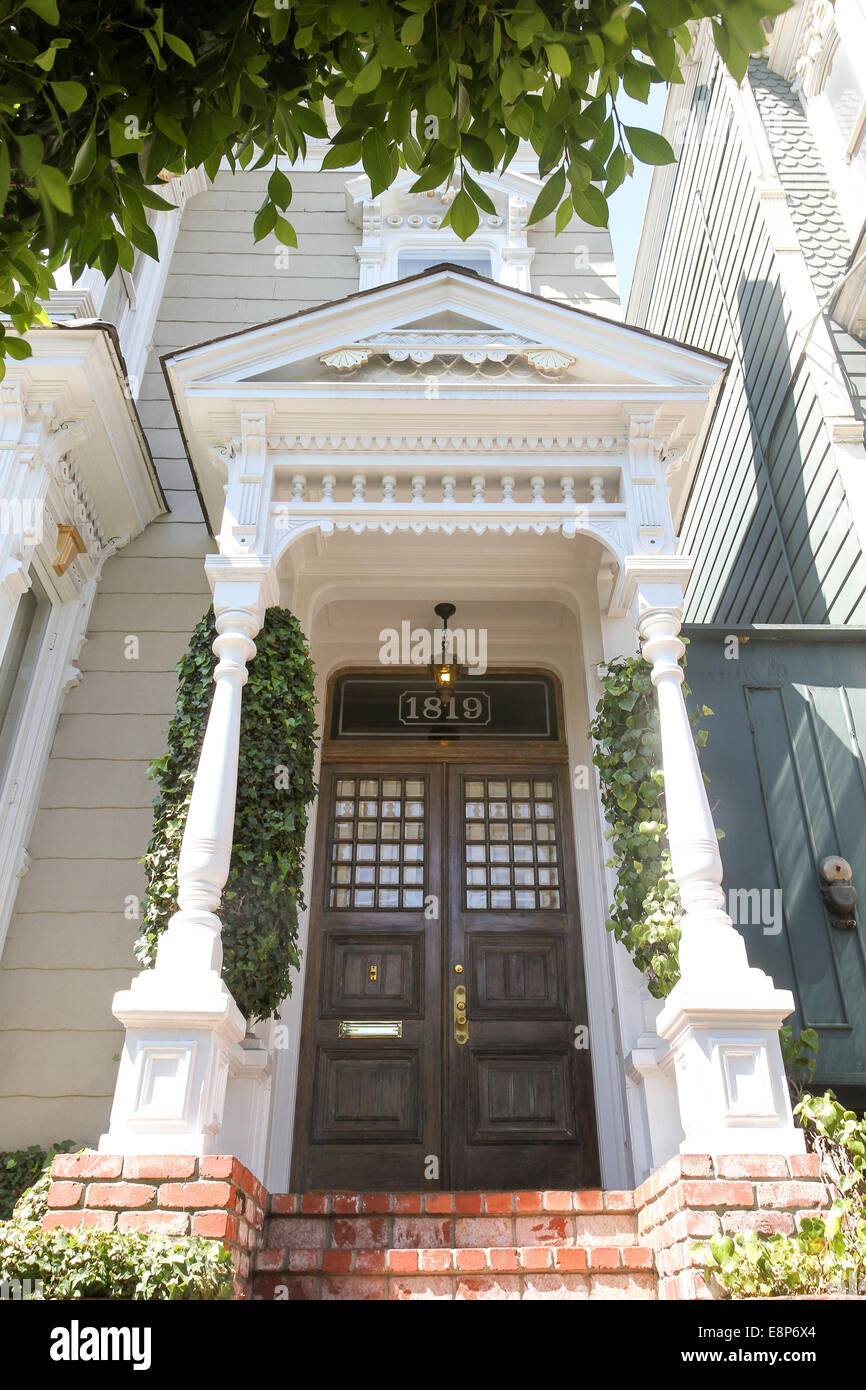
[292,758,600,1191]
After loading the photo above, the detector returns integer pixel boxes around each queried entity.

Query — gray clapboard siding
[635,53,866,626]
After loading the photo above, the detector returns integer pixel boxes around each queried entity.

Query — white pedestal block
[222,1036,273,1180]
[657,977,806,1155]
[99,967,246,1156]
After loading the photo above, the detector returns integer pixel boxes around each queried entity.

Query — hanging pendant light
[430,602,464,689]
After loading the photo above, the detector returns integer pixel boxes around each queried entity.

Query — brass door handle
[453,981,469,1045]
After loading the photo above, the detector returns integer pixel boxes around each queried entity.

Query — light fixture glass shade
[432,663,456,689]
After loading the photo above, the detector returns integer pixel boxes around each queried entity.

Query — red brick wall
[44,1154,267,1299]
[43,1151,829,1300]
[634,1154,829,1300]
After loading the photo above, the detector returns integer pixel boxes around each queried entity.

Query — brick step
[267,1190,635,1217]
[252,1247,655,1300]
[256,1244,653,1274]
[254,1190,649,1298]
[262,1192,637,1252]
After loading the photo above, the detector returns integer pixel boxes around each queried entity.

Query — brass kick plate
[338,1019,402,1039]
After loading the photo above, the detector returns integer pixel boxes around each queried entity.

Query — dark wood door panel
[320,933,423,1016]
[312,1047,424,1143]
[468,1048,577,1142]
[291,764,442,1192]
[467,933,569,1019]
[447,764,599,1190]
[293,750,600,1191]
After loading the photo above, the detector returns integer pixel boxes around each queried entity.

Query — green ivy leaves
[589,652,712,998]
[140,606,318,1021]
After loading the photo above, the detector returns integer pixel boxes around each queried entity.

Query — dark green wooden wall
[685,630,866,1099]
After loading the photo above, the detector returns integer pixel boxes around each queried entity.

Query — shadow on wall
[705,272,850,625]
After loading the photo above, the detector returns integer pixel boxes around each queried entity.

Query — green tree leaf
[624,126,676,165]
[401,12,425,45]
[527,166,566,225]
[0,142,9,215]
[444,187,479,240]
[68,124,97,185]
[16,134,44,177]
[164,32,196,66]
[546,44,571,77]
[354,56,383,94]
[35,164,72,214]
[3,338,32,361]
[50,81,87,113]
[460,133,495,172]
[268,168,292,208]
[500,58,524,103]
[461,168,496,216]
[362,128,392,196]
[24,0,59,21]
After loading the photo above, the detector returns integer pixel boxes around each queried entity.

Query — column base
[657,983,805,1156]
[99,967,246,1157]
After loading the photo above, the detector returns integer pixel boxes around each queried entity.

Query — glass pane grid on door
[328,776,426,909]
[464,776,561,910]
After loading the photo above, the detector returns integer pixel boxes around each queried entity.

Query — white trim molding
[344,168,541,291]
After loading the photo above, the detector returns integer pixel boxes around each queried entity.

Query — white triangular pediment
[162,267,728,545]
[164,267,725,396]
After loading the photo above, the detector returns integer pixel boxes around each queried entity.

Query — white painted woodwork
[638,601,804,1155]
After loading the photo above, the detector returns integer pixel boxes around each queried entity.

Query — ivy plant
[0,1172,234,1299]
[1,0,792,374]
[139,605,317,1021]
[588,651,714,998]
[0,1141,75,1221]
[588,653,677,996]
[698,1087,866,1298]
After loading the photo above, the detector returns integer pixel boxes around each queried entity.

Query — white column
[638,603,804,1155]
[101,569,273,1157]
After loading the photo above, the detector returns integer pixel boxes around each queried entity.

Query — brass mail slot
[338,1019,403,1039]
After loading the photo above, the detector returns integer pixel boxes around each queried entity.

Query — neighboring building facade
[629,0,866,1107]
[2,21,841,1293]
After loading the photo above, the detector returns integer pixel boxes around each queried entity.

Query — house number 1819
[398,691,491,725]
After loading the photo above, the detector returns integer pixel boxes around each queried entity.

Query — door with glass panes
[292,759,599,1191]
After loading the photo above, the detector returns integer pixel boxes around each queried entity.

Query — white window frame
[346,170,537,293]
[0,547,95,957]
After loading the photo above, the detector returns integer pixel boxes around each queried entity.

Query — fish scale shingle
[748,58,852,295]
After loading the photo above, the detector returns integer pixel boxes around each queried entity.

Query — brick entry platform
[45,1153,828,1300]
[253,1189,653,1300]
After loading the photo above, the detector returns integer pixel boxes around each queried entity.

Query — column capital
[610,555,691,619]
[205,553,279,632]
